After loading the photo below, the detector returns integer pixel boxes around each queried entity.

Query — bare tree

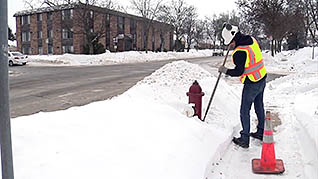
[130,0,164,52]
[204,12,241,51]
[157,0,193,51]
[237,0,296,56]
[23,0,77,8]
[75,3,106,54]
[99,0,128,12]
[193,19,205,50]
[204,15,218,49]
[303,0,318,59]
[153,23,173,52]
[8,27,16,41]
[182,5,197,52]
[23,0,43,9]
[304,0,318,44]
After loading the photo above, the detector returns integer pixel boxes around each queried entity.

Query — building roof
[13,3,77,17]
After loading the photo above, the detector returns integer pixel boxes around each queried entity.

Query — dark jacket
[225,32,266,84]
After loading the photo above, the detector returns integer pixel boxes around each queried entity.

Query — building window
[48,12,53,21]
[22,15,30,25]
[90,10,94,18]
[22,31,30,42]
[38,47,43,54]
[62,45,74,53]
[130,19,136,33]
[22,46,31,54]
[106,14,110,49]
[62,11,65,20]
[130,19,137,49]
[62,9,73,20]
[48,45,53,54]
[133,34,137,49]
[37,31,42,39]
[62,29,67,39]
[117,16,124,34]
[62,28,73,39]
[48,30,53,39]
[37,14,42,21]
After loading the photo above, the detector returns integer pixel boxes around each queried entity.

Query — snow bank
[266,71,318,147]
[263,47,318,74]
[264,54,318,179]
[11,60,240,179]
[27,50,214,66]
[295,88,318,149]
[264,48,318,143]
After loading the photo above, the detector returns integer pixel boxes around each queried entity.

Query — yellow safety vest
[232,38,267,83]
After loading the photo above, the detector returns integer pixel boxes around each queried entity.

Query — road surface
[9,56,281,118]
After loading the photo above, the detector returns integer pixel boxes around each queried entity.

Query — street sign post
[0,0,15,178]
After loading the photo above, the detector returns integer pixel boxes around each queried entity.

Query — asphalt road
[9,56,282,118]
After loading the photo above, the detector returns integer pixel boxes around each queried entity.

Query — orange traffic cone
[252,111,285,174]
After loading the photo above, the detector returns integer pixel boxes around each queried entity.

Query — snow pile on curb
[264,48,318,149]
[263,49,318,178]
[10,60,240,179]
[27,49,214,66]
[263,47,318,74]
[266,72,318,147]
[294,88,318,149]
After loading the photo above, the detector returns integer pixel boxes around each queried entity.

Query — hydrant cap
[189,80,202,93]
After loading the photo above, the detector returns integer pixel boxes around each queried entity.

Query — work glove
[218,65,228,74]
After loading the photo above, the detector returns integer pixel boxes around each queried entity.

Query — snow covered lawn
[2,47,318,178]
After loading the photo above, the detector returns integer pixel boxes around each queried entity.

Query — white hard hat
[221,23,239,45]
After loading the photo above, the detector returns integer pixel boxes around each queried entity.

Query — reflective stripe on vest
[232,37,267,83]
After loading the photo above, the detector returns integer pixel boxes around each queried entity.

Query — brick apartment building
[14,3,174,55]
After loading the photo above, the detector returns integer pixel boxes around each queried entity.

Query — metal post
[0,0,15,178]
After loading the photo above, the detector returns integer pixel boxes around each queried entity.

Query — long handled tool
[202,45,232,121]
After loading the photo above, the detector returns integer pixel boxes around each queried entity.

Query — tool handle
[202,45,231,122]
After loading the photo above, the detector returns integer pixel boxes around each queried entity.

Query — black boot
[232,137,249,148]
[250,132,263,141]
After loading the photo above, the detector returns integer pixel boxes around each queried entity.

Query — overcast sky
[8,0,237,33]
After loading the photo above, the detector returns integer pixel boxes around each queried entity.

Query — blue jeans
[240,78,266,145]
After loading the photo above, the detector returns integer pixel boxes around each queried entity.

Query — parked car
[8,52,28,66]
[212,49,224,56]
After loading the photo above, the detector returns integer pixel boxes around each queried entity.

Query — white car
[8,51,28,66]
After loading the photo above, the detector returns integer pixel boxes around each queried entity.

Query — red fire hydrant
[186,80,205,120]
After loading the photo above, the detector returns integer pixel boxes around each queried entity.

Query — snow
[295,89,318,149]
[207,47,318,179]
[27,50,214,66]
[263,47,318,74]
[2,47,318,178]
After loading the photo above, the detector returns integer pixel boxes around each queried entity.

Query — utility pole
[0,0,15,178]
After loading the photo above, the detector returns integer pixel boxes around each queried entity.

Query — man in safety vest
[218,23,267,148]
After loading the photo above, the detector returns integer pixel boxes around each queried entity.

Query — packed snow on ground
[27,49,216,66]
[2,47,317,178]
